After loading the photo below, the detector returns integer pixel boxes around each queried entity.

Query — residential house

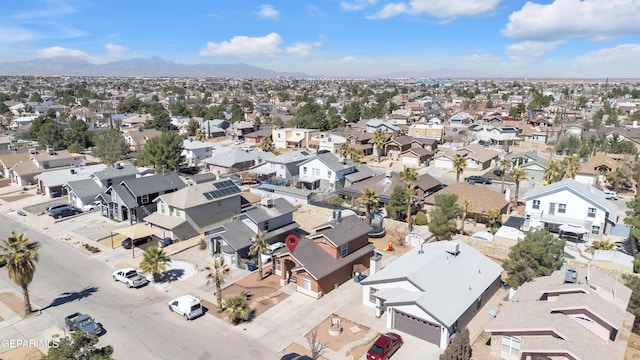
[0,137,12,151]
[346,132,378,156]
[449,112,474,126]
[98,172,184,224]
[201,148,261,176]
[361,240,503,349]
[308,132,347,154]
[243,128,272,145]
[432,144,499,171]
[340,171,442,203]
[485,267,633,360]
[272,128,317,149]
[252,150,314,180]
[523,178,618,239]
[423,182,510,222]
[201,119,229,139]
[227,121,257,140]
[343,165,378,187]
[116,113,152,128]
[467,124,523,148]
[384,136,414,160]
[0,148,30,178]
[122,128,162,151]
[206,197,299,267]
[181,138,214,168]
[407,122,444,143]
[521,125,550,143]
[145,178,243,241]
[505,151,549,180]
[65,162,140,210]
[275,214,374,298]
[365,119,400,134]
[35,164,106,198]
[575,153,622,187]
[9,116,37,131]
[296,152,356,190]
[9,148,86,187]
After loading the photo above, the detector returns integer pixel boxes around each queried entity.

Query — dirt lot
[626,333,640,359]
[0,347,43,360]
[0,292,26,318]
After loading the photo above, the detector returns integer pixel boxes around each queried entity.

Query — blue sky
[2,0,640,78]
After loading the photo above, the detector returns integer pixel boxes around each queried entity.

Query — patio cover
[287,134,305,143]
[114,222,157,240]
[559,224,589,235]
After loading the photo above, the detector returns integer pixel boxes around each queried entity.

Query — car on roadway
[464,175,492,184]
[168,295,203,320]
[49,205,80,219]
[366,332,403,360]
[603,190,618,200]
[121,236,151,250]
[234,139,245,145]
[113,268,149,288]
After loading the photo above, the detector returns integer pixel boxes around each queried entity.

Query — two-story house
[485,267,633,360]
[181,138,214,168]
[252,150,314,180]
[523,179,618,239]
[145,178,243,241]
[272,128,317,149]
[407,122,444,143]
[97,172,184,224]
[205,197,299,267]
[274,213,374,298]
[65,161,140,210]
[307,133,347,154]
[346,132,378,156]
[297,152,356,190]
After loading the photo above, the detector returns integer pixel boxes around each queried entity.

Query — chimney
[370,251,382,275]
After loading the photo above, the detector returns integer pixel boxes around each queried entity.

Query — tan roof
[485,267,633,360]
[578,152,620,175]
[32,149,81,162]
[125,128,162,146]
[423,182,508,214]
[0,150,30,169]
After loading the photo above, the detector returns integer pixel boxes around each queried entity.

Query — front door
[548,202,556,216]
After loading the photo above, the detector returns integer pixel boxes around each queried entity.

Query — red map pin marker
[285,234,299,253]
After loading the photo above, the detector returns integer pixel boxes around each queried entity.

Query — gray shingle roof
[243,198,297,224]
[362,241,503,327]
[311,215,372,247]
[298,152,355,171]
[344,165,378,183]
[92,161,139,180]
[65,178,103,198]
[122,172,184,196]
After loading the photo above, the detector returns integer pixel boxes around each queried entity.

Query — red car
[366,332,403,360]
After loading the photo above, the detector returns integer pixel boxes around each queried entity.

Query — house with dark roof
[64,161,139,209]
[243,128,272,145]
[485,267,633,360]
[252,149,314,180]
[97,172,184,224]
[144,178,243,241]
[340,171,442,203]
[523,179,618,239]
[296,152,356,190]
[35,164,106,199]
[205,197,299,267]
[361,240,502,348]
[274,214,374,299]
[346,132,378,156]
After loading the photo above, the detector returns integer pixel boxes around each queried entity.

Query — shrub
[83,244,101,253]
[414,211,428,226]
[199,238,207,250]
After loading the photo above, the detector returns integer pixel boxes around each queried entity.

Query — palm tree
[260,136,273,152]
[510,167,528,206]
[358,187,379,224]
[499,158,511,193]
[453,155,466,182]
[486,208,502,234]
[195,129,207,142]
[139,247,171,283]
[592,239,616,250]
[248,231,268,281]
[372,128,387,163]
[206,255,231,311]
[0,231,40,315]
[338,143,352,159]
[349,148,364,165]
[606,169,624,193]
[544,159,564,184]
[460,199,472,234]
[222,294,251,324]
[563,154,580,179]
[399,166,419,230]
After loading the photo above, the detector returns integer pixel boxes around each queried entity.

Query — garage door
[393,309,441,345]
[402,156,420,167]
[434,158,452,169]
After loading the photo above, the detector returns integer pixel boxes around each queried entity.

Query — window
[340,243,348,257]
[327,170,332,178]
[369,288,378,303]
[587,207,596,218]
[558,203,566,214]
[175,209,182,217]
[532,200,540,210]
[107,179,112,187]
[160,204,166,214]
[303,167,307,175]
[302,278,311,291]
[548,202,556,215]
[141,194,149,204]
[592,225,601,235]
[277,133,281,138]
[501,336,520,356]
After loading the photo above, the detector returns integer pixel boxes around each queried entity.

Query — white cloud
[340,0,377,12]
[105,44,129,58]
[200,33,283,57]
[367,0,500,19]
[506,40,564,62]
[572,44,640,68]
[285,38,322,56]
[36,46,101,63]
[0,27,36,43]
[503,0,640,41]
[257,4,279,20]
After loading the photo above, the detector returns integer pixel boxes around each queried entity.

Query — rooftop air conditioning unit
[446,241,460,256]
[261,198,274,208]
[385,170,393,178]
[564,269,578,284]
[29,147,37,155]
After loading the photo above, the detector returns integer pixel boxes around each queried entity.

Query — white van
[603,190,618,200]
[168,295,203,320]
[260,242,286,263]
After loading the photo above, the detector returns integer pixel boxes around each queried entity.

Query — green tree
[439,327,471,360]
[499,158,511,193]
[44,332,114,360]
[185,119,200,136]
[428,194,460,241]
[116,96,141,113]
[230,103,244,121]
[139,247,171,283]
[544,159,565,184]
[0,231,40,315]
[338,143,352,159]
[93,129,129,166]
[453,156,466,182]
[399,166,419,230]
[386,185,407,221]
[510,167,528,206]
[145,108,171,131]
[223,294,251,324]
[28,116,49,140]
[358,187,379,224]
[343,101,361,123]
[502,230,565,288]
[260,136,273,152]
[486,208,502,234]
[206,255,231,311]
[372,128,387,163]
[64,117,93,153]
[136,132,185,171]
[563,155,580,179]
[414,211,428,226]
[38,122,65,150]
[623,274,640,332]
[248,231,268,281]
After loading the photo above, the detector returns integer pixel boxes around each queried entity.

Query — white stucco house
[181,139,214,167]
[296,152,356,191]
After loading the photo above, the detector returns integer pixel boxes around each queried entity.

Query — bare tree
[306,327,327,360]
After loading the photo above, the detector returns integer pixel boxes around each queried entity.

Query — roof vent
[261,198,274,208]
[115,162,124,170]
[564,269,578,284]
[332,209,342,222]
[446,241,460,256]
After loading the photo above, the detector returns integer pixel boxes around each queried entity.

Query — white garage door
[402,156,420,167]
[393,309,441,345]
[434,158,453,169]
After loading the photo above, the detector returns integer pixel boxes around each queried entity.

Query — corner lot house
[361,240,503,349]
[485,267,633,360]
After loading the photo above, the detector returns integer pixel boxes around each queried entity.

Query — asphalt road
[0,214,278,360]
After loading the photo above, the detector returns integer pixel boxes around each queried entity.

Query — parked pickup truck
[112,268,149,288]
[65,313,102,335]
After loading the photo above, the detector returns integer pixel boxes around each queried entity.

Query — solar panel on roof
[203,179,242,200]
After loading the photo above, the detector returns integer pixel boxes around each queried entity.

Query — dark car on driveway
[46,203,70,216]
[49,205,80,219]
[121,237,151,250]
[367,332,403,360]
[464,175,492,184]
